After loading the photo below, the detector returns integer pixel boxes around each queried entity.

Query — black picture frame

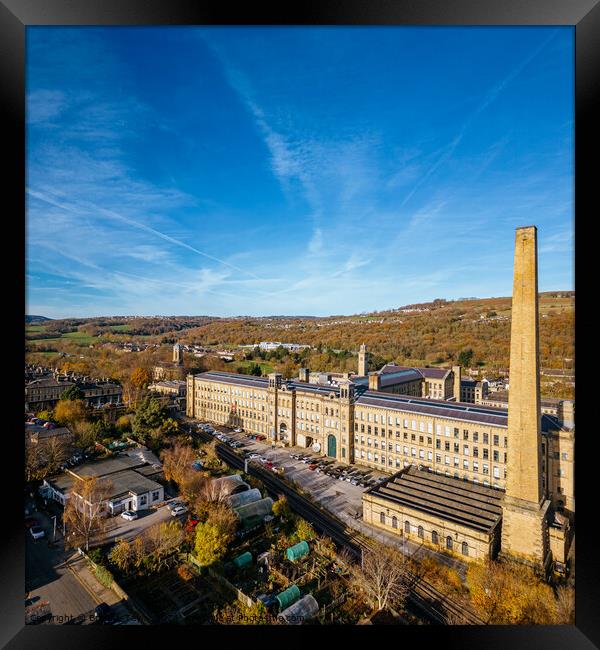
[2,1,596,647]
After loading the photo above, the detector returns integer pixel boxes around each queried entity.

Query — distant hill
[25,315,52,323]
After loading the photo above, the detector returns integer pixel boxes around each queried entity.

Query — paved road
[26,510,97,624]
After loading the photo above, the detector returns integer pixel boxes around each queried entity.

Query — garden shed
[286,541,310,562]
[275,584,301,611]
[232,551,253,569]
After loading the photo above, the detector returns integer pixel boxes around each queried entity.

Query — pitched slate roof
[367,466,503,533]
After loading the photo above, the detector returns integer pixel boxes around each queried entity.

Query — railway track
[191,423,485,625]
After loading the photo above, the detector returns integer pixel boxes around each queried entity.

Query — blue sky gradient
[26,27,574,318]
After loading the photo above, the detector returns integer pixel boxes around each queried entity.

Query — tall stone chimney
[500,225,551,570]
[358,343,368,376]
[452,365,462,402]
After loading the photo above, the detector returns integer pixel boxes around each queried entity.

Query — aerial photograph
[25,26,574,626]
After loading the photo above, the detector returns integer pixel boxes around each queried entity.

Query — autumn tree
[109,539,134,574]
[71,420,100,450]
[161,442,194,482]
[293,518,316,542]
[108,520,185,576]
[115,414,132,434]
[194,504,238,566]
[272,495,291,521]
[53,399,88,427]
[25,441,44,482]
[347,541,411,612]
[131,366,151,390]
[466,560,559,624]
[213,600,274,625]
[63,477,113,552]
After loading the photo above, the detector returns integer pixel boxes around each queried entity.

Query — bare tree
[41,436,69,474]
[63,477,113,552]
[347,541,411,612]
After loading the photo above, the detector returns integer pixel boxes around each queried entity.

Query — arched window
[380,511,385,524]
[392,516,398,529]
[432,530,439,545]
[404,520,410,534]
[446,536,453,550]
[462,542,469,556]
[418,525,424,539]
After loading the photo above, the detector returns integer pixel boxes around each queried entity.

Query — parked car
[29,525,45,540]
[24,517,40,528]
[272,466,284,475]
[171,505,188,517]
[167,501,185,511]
[234,428,242,433]
[256,435,266,441]
[248,453,261,460]
[121,510,138,521]
[92,603,113,623]
[308,464,318,471]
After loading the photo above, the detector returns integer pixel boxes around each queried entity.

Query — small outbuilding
[286,541,310,562]
[275,584,301,611]
[278,594,319,625]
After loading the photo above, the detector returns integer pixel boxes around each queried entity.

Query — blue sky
[26,27,574,318]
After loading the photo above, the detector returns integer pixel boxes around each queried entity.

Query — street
[26,510,97,624]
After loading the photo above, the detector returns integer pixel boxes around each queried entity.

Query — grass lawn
[26,325,44,333]
[108,324,132,332]
[61,331,99,345]
[233,360,275,375]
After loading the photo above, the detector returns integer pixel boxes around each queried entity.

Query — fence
[185,554,255,608]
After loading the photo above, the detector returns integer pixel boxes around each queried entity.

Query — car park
[30,525,45,540]
[171,505,188,517]
[121,510,138,521]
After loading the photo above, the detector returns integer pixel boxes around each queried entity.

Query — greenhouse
[210,473,250,496]
[275,584,301,611]
[278,594,319,625]
[226,488,262,509]
[232,551,253,569]
[234,497,274,523]
[286,541,310,562]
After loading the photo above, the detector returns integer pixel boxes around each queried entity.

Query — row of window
[379,512,470,555]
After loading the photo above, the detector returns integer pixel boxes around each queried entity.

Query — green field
[233,360,274,375]
[109,324,132,332]
[26,325,44,333]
